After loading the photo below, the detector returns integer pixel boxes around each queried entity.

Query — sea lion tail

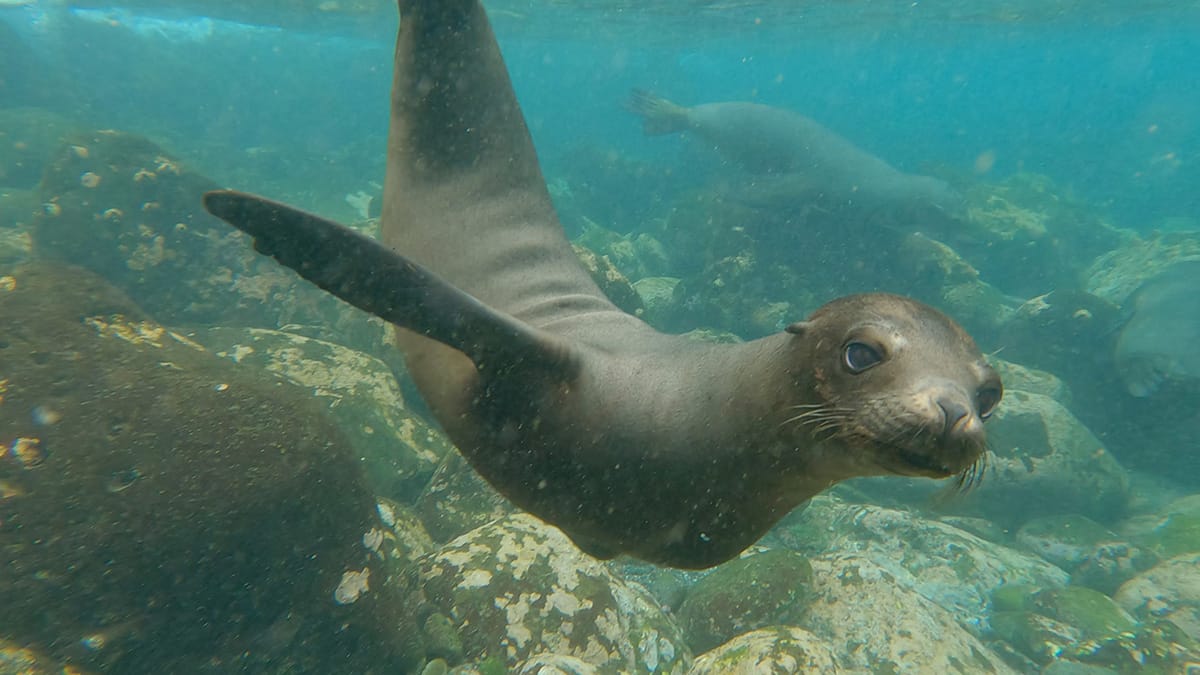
[202,189,576,373]
[626,89,691,135]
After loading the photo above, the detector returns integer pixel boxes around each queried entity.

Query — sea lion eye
[976,386,1002,419]
[843,342,883,373]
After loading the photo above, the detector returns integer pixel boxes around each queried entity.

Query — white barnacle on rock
[333,567,370,605]
[376,501,396,527]
[362,527,383,553]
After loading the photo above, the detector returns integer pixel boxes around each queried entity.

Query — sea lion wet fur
[203,0,1001,569]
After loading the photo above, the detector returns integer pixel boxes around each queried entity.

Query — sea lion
[1114,260,1200,397]
[202,0,1002,569]
[627,90,966,224]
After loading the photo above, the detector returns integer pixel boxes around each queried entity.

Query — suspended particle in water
[8,437,46,469]
[31,405,62,425]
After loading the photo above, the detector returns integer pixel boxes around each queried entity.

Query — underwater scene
[2,0,1200,673]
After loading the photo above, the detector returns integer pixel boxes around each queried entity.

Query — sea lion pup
[627,89,967,223]
[203,0,1002,569]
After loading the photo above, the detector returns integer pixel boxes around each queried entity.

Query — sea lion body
[628,91,966,222]
[203,0,1001,569]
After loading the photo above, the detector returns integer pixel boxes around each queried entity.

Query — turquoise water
[2,1,1199,673]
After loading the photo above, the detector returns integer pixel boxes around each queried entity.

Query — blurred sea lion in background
[627,89,966,226]
[1114,260,1200,397]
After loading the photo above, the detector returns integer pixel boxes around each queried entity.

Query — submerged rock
[417,513,690,673]
[991,585,1199,672]
[1115,552,1200,642]
[800,553,1018,674]
[1016,514,1158,594]
[777,497,1068,635]
[414,449,516,543]
[31,130,396,365]
[687,626,842,674]
[191,326,453,502]
[0,263,423,673]
[675,550,814,654]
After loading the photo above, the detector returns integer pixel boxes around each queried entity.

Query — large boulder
[687,626,842,675]
[775,497,1068,633]
[417,513,690,673]
[0,263,423,673]
[30,130,396,365]
[799,554,1017,674]
[191,326,453,502]
[675,550,813,654]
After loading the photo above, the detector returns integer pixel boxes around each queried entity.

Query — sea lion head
[784,293,1001,487]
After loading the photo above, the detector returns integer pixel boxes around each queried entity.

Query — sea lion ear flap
[785,321,810,335]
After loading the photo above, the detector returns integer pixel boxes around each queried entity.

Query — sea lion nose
[936,397,971,442]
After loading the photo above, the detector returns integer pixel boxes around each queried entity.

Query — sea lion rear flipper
[626,89,691,136]
[202,189,576,373]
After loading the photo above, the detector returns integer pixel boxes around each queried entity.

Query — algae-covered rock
[1115,553,1200,641]
[512,653,600,674]
[571,243,644,316]
[982,390,1130,524]
[676,550,813,653]
[996,289,1122,389]
[30,130,397,364]
[633,276,681,329]
[414,449,516,543]
[1016,514,1158,594]
[992,586,1198,672]
[1134,512,1200,560]
[376,497,437,561]
[800,553,1017,674]
[417,514,690,673]
[778,498,1068,633]
[990,358,1072,403]
[687,626,842,674]
[0,263,423,673]
[961,173,1131,298]
[191,326,452,502]
[894,230,1018,338]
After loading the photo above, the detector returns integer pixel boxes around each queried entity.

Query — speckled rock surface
[191,326,452,502]
[415,449,516,543]
[687,626,842,675]
[1016,514,1158,594]
[30,131,398,365]
[417,514,690,673]
[992,585,1199,672]
[1115,553,1200,641]
[0,263,423,673]
[676,550,813,653]
[800,554,1018,674]
[777,497,1068,635]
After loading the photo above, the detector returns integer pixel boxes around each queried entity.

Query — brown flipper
[384,1,614,325]
[202,189,576,374]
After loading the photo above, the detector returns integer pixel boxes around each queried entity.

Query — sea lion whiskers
[779,403,856,441]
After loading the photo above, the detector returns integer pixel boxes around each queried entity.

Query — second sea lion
[628,89,967,224]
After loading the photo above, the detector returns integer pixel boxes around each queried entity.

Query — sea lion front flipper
[202,189,576,374]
